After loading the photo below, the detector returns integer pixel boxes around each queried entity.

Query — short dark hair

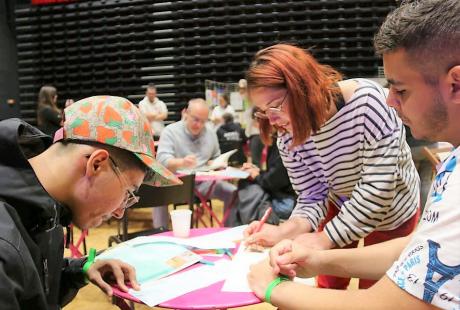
[222,113,234,124]
[147,83,156,90]
[374,0,460,83]
[60,140,152,179]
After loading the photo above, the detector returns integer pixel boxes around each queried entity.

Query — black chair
[108,174,195,246]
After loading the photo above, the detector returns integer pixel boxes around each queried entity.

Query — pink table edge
[112,228,261,309]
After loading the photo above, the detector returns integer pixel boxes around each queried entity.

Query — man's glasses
[254,91,289,121]
[108,156,140,210]
[188,114,208,125]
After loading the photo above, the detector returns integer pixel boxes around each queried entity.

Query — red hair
[246,44,342,146]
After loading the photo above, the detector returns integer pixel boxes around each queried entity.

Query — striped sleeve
[324,130,401,247]
[278,138,329,232]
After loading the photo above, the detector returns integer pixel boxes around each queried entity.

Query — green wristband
[82,248,97,280]
[264,275,290,305]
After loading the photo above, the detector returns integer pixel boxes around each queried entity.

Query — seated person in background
[153,98,237,228]
[227,134,296,227]
[241,78,264,168]
[138,83,168,139]
[216,113,247,166]
[210,93,235,129]
[36,85,62,137]
[243,105,264,168]
[0,95,181,309]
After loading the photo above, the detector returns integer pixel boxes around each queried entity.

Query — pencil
[223,248,234,260]
[255,207,272,233]
[199,259,215,266]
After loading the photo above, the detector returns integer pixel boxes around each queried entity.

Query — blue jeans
[272,197,295,219]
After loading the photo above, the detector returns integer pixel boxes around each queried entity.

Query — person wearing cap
[0,95,180,310]
[154,98,237,228]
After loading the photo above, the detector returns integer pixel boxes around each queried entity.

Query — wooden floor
[63,203,276,310]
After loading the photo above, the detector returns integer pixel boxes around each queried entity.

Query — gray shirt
[157,120,221,168]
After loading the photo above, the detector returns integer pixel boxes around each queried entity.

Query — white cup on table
[170,209,192,238]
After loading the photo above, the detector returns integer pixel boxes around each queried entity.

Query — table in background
[112,228,260,310]
[422,143,454,170]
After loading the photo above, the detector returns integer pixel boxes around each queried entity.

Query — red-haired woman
[243,44,420,289]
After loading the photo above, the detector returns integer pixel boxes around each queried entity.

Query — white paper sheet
[130,259,231,307]
[222,244,315,292]
[125,225,247,250]
[222,244,267,292]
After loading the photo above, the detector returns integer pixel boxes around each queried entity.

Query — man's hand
[269,239,323,278]
[241,162,260,179]
[244,222,283,247]
[182,155,197,168]
[85,259,140,297]
[247,258,279,300]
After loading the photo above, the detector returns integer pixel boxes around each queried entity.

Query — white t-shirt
[138,96,168,136]
[210,105,235,128]
[387,146,460,309]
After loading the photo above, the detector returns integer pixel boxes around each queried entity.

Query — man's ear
[85,149,110,177]
[446,65,460,105]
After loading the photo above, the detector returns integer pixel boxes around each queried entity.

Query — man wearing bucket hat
[0,95,181,310]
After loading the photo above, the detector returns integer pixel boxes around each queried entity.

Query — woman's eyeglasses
[254,92,288,121]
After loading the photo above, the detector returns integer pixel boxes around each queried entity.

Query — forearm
[165,158,185,172]
[317,235,411,280]
[270,275,434,310]
[158,111,167,120]
[271,281,370,310]
[145,113,157,122]
[278,217,312,239]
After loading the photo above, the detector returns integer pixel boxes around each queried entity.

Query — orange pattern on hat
[121,100,131,110]
[73,120,90,137]
[104,106,122,125]
[122,130,133,144]
[139,154,154,165]
[96,126,116,143]
[80,102,93,114]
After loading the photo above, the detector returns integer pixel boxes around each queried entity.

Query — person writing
[154,98,237,228]
[248,1,460,309]
[244,43,420,289]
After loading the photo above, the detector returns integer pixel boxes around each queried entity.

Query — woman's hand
[244,222,283,248]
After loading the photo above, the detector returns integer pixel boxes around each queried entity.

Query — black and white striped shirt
[278,79,420,247]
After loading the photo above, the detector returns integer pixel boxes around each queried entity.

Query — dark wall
[0,0,21,120]
[15,0,395,125]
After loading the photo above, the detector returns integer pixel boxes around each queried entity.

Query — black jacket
[251,141,295,201]
[0,118,87,310]
[216,122,247,165]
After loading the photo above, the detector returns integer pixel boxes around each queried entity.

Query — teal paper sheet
[96,242,201,284]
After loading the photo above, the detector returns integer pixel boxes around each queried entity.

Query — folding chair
[108,173,195,246]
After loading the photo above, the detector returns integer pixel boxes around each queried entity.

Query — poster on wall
[204,80,244,111]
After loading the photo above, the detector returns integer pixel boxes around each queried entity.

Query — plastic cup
[170,209,192,238]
